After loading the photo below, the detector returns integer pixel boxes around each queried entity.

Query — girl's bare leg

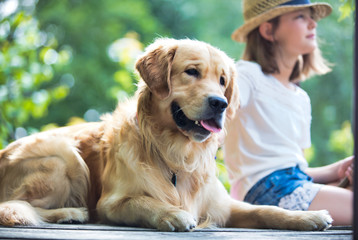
[308,185,352,226]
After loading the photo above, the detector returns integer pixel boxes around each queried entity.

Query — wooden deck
[0,224,352,240]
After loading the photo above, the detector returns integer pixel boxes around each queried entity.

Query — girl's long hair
[242,15,331,82]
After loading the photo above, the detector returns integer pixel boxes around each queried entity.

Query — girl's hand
[337,156,354,185]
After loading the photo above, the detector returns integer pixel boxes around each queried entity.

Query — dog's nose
[208,96,228,114]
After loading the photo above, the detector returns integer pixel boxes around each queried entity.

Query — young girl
[224,0,353,226]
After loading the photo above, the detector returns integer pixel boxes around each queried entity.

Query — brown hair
[242,15,331,82]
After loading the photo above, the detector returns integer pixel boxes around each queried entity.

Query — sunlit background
[0,0,355,190]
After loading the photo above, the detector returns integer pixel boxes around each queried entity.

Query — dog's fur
[0,39,332,231]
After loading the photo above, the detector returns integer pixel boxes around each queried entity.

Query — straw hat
[232,0,332,42]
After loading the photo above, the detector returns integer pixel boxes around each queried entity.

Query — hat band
[279,0,311,6]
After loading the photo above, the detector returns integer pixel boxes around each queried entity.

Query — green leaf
[338,0,355,21]
[113,70,134,92]
[50,85,69,100]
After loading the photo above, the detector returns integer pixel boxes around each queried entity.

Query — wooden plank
[0,225,352,240]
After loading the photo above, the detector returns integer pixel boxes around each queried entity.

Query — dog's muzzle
[171,96,227,142]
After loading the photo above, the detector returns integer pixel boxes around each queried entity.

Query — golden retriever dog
[0,38,332,231]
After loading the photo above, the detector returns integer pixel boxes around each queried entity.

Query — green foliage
[0,4,70,148]
[338,0,355,21]
[30,0,169,127]
[304,145,316,165]
[300,0,354,167]
[329,121,354,159]
[108,33,143,101]
[216,148,230,191]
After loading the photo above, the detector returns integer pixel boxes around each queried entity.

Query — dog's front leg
[97,195,196,231]
[226,199,333,231]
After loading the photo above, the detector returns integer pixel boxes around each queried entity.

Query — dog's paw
[56,208,89,224]
[293,210,333,231]
[45,207,89,224]
[156,210,196,232]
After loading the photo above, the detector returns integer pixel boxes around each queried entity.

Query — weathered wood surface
[0,224,352,240]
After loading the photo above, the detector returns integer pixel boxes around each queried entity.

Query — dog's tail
[0,200,88,226]
[0,200,44,226]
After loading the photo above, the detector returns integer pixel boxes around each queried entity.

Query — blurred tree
[338,0,355,21]
[301,0,354,166]
[107,32,143,102]
[31,0,169,127]
[0,0,71,148]
[328,121,354,159]
[147,0,244,59]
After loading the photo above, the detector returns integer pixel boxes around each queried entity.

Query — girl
[224,0,353,226]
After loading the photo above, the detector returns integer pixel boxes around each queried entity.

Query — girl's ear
[259,22,274,42]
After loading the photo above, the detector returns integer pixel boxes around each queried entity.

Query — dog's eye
[220,76,226,86]
[185,68,200,77]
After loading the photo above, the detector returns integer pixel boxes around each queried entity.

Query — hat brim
[232,3,332,42]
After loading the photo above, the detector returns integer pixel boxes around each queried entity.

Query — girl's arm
[305,156,354,185]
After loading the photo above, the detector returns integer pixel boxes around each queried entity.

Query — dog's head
[136,38,239,143]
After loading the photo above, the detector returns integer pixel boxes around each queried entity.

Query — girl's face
[273,8,317,57]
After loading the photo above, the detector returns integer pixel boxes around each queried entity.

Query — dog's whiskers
[174,105,191,116]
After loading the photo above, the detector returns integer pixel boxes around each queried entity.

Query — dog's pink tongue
[200,120,221,133]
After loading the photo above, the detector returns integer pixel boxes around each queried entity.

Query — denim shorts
[244,166,322,211]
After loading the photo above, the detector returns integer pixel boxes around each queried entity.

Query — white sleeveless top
[223,60,311,200]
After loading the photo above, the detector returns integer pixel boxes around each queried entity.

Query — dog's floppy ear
[136,39,177,100]
[225,66,240,120]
